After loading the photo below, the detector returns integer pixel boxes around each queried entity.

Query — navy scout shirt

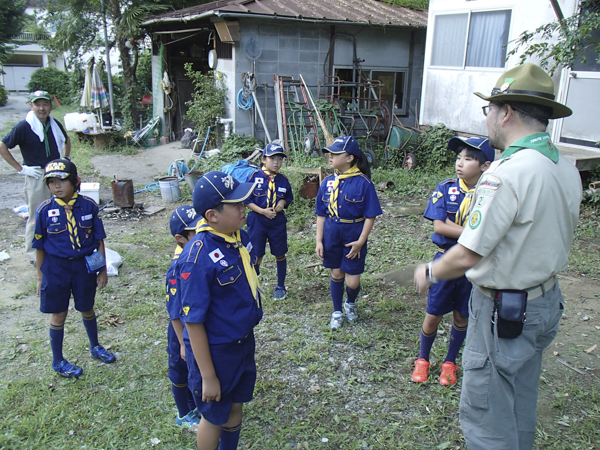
[33,194,106,258]
[244,169,293,223]
[423,178,466,250]
[315,173,383,220]
[177,229,263,345]
[2,119,67,167]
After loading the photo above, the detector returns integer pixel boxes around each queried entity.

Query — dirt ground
[0,143,598,434]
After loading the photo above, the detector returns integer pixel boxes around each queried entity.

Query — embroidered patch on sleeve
[478,175,502,190]
[35,234,42,240]
[431,191,443,204]
[181,272,191,280]
[168,279,176,285]
[469,210,482,229]
[182,306,190,315]
[170,288,176,296]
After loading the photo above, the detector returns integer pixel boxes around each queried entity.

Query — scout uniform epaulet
[439,177,459,186]
[184,239,204,264]
[36,198,52,215]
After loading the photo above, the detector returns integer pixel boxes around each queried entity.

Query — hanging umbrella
[80,65,92,109]
[91,64,108,109]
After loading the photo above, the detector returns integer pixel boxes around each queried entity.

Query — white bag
[105,247,123,277]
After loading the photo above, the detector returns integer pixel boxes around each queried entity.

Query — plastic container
[159,176,180,202]
[80,113,97,131]
[80,182,100,204]
[64,113,80,131]
[111,177,135,208]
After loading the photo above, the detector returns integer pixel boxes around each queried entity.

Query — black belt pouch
[491,290,527,339]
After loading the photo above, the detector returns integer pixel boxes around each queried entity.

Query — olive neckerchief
[43,120,51,158]
[501,132,559,163]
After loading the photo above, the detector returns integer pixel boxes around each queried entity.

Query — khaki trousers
[24,174,51,261]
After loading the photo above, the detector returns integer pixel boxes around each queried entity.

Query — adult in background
[0,90,71,262]
[414,63,582,449]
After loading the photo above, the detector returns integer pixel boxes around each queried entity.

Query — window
[332,68,409,115]
[431,10,512,68]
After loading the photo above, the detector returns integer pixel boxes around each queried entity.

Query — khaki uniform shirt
[458,148,581,290]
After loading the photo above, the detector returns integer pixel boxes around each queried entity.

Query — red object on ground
[54,96,61,106]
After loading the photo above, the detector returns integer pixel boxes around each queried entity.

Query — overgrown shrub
[198,133,263,173]
[0,84,7,107]
[26,67,71,104]
[417,124,457,171]
[184,64,227,144]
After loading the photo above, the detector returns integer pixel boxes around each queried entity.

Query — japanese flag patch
[327,180,334,187]
[448,187,459,195]
[255,177,264,184]
[48,209,60,217]
[209,248,225,263]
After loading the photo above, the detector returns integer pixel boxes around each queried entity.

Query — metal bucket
[185,171,202,192]
[159,176,180,202]
[111,177,135,208]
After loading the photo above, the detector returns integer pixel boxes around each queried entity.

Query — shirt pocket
[217,265,242,286]
[79,218,94,230]
[344,194,364,203]
[48,223,67,234]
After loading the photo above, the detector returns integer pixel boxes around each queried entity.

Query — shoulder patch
[185,239,204,263]
[439,178,458,186]
[478,174,502,190]
[469,210,483,229]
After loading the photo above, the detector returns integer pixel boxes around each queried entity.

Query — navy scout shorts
[322,219,367,275]
[39,253,97,314]
[427,251,471,317]
[186,332,256,425]
[167,321,189,385]
[246,212,288,258]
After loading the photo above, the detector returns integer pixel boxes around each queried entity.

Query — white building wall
[421,0,579,135]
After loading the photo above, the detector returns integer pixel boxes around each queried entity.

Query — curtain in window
[466,10,511,68]
[431,13,469,67]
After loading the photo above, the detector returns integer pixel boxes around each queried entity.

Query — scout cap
[29,90,52,103]
[169,205,201,237]
[263,142,286,157]
[193,170,255,216]
[44,159,78,180]
[323,135,361,157]
[474,63,572,119]
[448,136,495,162]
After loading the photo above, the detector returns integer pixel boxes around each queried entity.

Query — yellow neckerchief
[196,218,264,305]
[261,166,277,209]
[54,193,81,249]
[455,178,476,226]
[173,245,182,258]
[328,166,361,218]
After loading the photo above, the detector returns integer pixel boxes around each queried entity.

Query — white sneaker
[343,301,358,323]
[329,311,344,330]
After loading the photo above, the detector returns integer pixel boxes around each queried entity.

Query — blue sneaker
[273,286,287,300]
[53,359,83,378]
[176,410,200,431]
[90,345,116,364]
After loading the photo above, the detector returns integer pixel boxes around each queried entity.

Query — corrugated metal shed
[143,0,428,28]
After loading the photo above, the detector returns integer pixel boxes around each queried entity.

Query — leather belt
[477,276,556,301]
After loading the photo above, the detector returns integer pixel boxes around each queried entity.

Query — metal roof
[143,0,428,28]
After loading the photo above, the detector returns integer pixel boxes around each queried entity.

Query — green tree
[0,0,28,65]
[507,0,600,75]
[382,0,429,10]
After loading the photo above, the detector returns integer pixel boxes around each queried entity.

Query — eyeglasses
[482,103,504,117]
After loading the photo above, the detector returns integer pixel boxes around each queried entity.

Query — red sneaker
[411,358,430,383]
[439,361,458,386]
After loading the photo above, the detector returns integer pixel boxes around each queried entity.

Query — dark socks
[276,256,286,287]
[346,284,360,304]
[330,276,345,312]
[445,322,468,363]
[49,323,65,366]
[418,327,437,361]
[172,383,195,418]
[82,313,99,349]
[219,423,242,450]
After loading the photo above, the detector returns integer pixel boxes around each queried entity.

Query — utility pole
[100,0,115,126]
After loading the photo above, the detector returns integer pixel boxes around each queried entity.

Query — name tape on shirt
[48,209,60,217]
[278,187,287,193]
[81,214,93,221]
[209,248,224,263]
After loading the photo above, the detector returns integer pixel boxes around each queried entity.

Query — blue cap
[193,171,255,216]
[448,136,495,163]
[169,205,201,236]
[263,143,286,157]
[323,135,361,157]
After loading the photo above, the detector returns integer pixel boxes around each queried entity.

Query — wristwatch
[63,155,71,161]
[426,261,439,284]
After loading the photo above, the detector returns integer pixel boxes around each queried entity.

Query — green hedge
[26,67,71,104]
[0,84,7,107]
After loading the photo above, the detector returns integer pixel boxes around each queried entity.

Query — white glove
[19,166,44,179]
